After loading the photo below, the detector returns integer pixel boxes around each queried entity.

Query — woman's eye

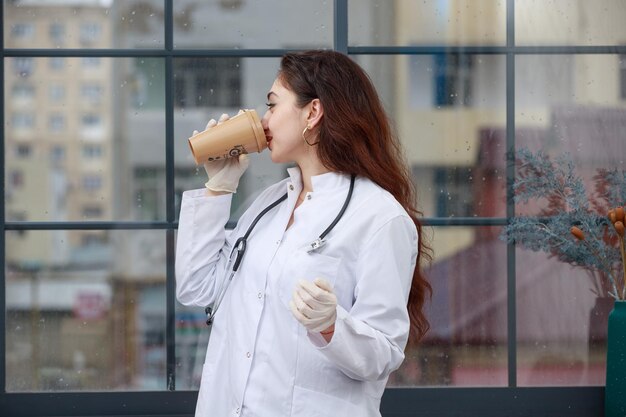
[265,102,276,109]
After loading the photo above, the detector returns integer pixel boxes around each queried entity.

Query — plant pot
[605,300,626,417]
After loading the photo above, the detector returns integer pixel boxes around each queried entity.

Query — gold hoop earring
[302,125,319,146]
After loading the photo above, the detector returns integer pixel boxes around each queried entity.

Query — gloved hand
[197,113,249,193]
[289,278,337,333]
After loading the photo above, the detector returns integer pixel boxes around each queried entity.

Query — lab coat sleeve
[311,215,418,381]
[175,188,234,307]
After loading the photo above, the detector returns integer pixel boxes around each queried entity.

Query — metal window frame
[0,0,609,415]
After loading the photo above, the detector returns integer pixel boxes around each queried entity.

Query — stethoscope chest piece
[307,238,326,253]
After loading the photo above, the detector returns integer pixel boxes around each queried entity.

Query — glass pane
[389,226,508,387]
[513,55,626,386]
[174,57,285,222]
[173,0,332,49]
[515,55,626,215]
[176,300,209,390]
[4,57,166,222]
[516,0,626,46]
[4,0,164,49]
[354,54,507,218]
[515,251,607,386]
[349,0,506,47]
[5,230,167,391]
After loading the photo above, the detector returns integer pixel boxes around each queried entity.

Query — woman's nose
[261,110,270,129]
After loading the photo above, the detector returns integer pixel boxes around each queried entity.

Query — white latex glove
[289,278,337,333]
[197,113,249,193]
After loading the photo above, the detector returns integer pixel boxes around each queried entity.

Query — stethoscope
[205,174,356,325]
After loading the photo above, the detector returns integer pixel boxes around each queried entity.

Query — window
[9,170,24,188]
[81,233,106,246]
[434,54,474,107]
[80,22,101,45]
[82,144,103,158]
[49,84,65,101]
[49,57,65,71]
[81,83,102,104]
[49,23,65,43]
[13,57,34,77]
[11,23,34,39]
[82,206,103,218]
[81,57,101,68]
[49,114,65,132]
[81,114,101,128]
[82,175,102,191]
[2,1,612,416]
[15,144,32,158]
[11,113,35,129]
[434,167,474,217]
[50,145,65,162]
[220,0,243,9]
[12,84,35,100]
[173,57,242,107]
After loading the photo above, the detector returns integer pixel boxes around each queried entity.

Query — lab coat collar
[286,166,352,193]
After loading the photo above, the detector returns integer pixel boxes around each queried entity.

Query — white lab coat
[176,167,418,417]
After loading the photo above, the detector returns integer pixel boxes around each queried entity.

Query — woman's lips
[266,135,273,149]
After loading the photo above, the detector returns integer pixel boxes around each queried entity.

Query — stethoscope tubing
[205,174,356,325]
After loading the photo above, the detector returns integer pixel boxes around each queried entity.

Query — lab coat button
[289,184,294,191]
[307,194,312,200]
[235,407,240,414]
[257,292,263,299]
[246,352,251,358]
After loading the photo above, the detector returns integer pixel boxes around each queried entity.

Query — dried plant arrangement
[500,148,626,300]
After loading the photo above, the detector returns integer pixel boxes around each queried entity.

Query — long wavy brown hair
[278,50,432,345]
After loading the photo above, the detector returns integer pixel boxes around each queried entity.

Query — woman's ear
[306,98,324,129]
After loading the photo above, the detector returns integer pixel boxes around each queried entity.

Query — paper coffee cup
[188,109,267,164]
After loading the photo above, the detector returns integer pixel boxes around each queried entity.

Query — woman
[176,50,431,417]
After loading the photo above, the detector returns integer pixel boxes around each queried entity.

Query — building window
[12,113,35,129]
[11,23,34,39]
[50,145,65,162]
[49,57,65,71]
[434,167,474,217]
[80,22,101,45]
[81,83,102,104]
[49,23,65,43]
[82,206,103,218]
[49,114,65,132]
[81,233,106,246]
[434,54,474,107]
[82,144,103,159]
[13,58,34,77]
[82,114,102,128]
[15,144,32,158]
[82,175,102,192]
[10,170,24,188]
[173,57,242,108]
[220,0,243,9]
[81,57,101,69]
[49,84,65,101]
[12,84,35,100]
